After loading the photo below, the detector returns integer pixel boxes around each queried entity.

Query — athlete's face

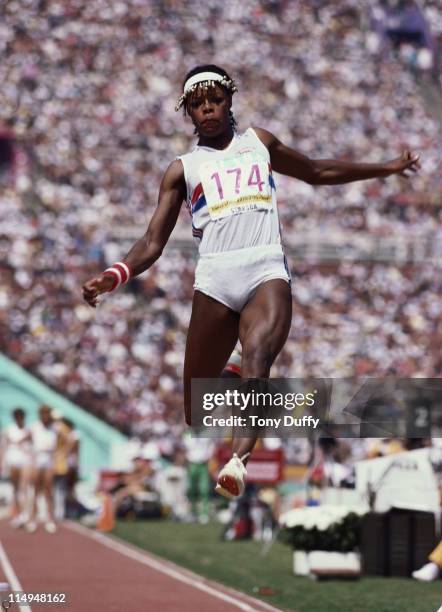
[39,407,52,426]
[186,83,231,137]
[14,413,24,427]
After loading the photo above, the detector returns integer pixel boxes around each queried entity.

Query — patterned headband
[175,71,238,112]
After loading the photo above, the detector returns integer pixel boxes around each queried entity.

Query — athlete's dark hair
[13,408,25,419]
[176,64,238,131]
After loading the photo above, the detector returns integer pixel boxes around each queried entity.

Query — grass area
[113,519,441,612]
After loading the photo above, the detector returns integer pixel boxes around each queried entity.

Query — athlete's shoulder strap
[173,155,190,203]
[246,126,270,158]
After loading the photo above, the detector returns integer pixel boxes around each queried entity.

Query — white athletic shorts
[35,452,54,470]
[194,243,291,312]
[3,449,31,470]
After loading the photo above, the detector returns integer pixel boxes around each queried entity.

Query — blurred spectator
[26,405,58,534]
[183,432,215,523]
[110,450,161,519]
[0,408,32,528]
[53,416,80,519]
[63,418,80,517]
[155,447,189,521]
[53,412,70,520]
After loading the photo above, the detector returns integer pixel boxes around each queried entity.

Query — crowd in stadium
[0,0,441,446]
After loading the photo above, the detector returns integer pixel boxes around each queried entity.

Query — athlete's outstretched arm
[82,160,186,307]
[123,160,186,275]
[253,127,421,185]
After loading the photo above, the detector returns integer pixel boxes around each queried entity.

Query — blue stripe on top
[192,194,207,214]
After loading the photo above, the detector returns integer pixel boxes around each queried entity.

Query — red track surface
[0,520,280,612]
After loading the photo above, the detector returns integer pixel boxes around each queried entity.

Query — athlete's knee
[242,338,273,377]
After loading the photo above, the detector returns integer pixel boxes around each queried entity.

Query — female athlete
[27,405,58,533]
[1,408,32,527]
[82,64,420,498]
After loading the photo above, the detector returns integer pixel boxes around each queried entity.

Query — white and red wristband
[103,261,133,292]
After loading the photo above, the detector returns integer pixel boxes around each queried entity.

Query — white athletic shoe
[215,453,249,499]
[412,562,440,582]
[45,521,57,534]
[10,515,26,529]
[25,521,37,534]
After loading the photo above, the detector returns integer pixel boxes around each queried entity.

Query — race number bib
[199,152,272,220]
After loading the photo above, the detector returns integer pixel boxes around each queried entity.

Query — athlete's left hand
[386,150,421,178]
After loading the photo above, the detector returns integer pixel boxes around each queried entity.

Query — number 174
[210,164,265,199]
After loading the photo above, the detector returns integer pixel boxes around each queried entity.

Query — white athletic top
[177,127,282,254]
[4,423,31,448]
[31,421,57,454]
[2,423,32,467]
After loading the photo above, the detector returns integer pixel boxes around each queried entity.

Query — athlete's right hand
[82,274,115,308]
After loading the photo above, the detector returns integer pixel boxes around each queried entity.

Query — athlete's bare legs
[183,291,239,426]
[9,467,23,518]
[27,467,55,532]
[184,280,291,498]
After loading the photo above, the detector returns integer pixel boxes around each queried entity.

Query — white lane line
[65,521,281,612]
[0,540,32,612]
